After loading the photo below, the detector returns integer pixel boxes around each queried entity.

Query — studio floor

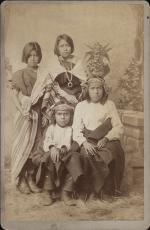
[3,168,144,221]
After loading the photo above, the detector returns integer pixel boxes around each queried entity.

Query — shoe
[42,191,54,206]
[62,191,76,206]
[102,193,113,202]
[16,177,31,194]
[28,177,42,193]
[88,192,97,201]
[51,191,60,200]
[113,189,122,199]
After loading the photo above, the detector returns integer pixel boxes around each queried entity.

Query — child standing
[41,34,86,125]
[32,102,83,206]
[11,42,50,194]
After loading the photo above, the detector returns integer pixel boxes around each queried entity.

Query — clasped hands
[49,145,68,163]
[83,137,108,156]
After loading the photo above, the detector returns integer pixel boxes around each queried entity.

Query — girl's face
[27,50,39,68]
[55,111,71,127]
[88,85,103,103]
[57,39,72,59]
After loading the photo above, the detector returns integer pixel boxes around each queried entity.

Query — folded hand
[97,137,108,150]
[50,146,60,163]
[83,141,96,155]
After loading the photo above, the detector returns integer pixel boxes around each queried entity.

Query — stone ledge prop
[118,110,144,167]
[118,110,144,189]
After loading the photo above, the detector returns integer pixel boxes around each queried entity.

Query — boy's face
[88,85,103,103]
[58,39,72,59]
[27,50,39,68]
[55,110,71,127]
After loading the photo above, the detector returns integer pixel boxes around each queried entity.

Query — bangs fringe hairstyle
[22,42,42,63]
[54,34,74,56]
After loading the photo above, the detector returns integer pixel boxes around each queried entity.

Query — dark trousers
[32,150,84,192]
[43,166,74,192]
[77,140,125,195]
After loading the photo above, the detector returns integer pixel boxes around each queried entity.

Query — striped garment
[11,110,38,183]
[11,67,53,183]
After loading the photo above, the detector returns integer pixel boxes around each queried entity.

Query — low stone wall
[118,110,144,189]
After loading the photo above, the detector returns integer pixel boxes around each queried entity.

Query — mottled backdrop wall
[4,2,137,84]
[2,1,146,224]
[3,2,140,162]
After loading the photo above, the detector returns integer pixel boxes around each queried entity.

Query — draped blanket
[48,56,87,81]
[11,110,38,182]
[40,56,87,116]
[11,67,53,183]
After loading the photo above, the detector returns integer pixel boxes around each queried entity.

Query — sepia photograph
[1,1,150,230]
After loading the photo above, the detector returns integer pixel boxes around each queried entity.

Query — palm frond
[103,44,110,49]
[105,47,112,52]
[103,53,110,62]
[85,44,93,50]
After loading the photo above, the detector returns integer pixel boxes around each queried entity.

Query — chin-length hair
[54,34,74,56]
[22,42,42,64]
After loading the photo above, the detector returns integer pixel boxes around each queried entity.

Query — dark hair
[86,86,108,105]
[50,99,74,125]
[54,34,74,56]
[51,109,74,126]
[22,42,42,63]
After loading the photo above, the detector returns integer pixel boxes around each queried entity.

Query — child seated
[72,77,125,199]
[32,102,83,206]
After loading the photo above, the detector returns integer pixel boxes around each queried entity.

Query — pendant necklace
[65,62,73,88]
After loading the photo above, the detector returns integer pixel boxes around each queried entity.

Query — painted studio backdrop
[3,2,144,221]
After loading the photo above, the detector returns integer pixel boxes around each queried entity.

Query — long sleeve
[43,126,55,152]
[105,101,124,141]
[72,103,86,146]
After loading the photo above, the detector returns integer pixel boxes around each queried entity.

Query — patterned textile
[11,67,53,183]
[11,110,38,182]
